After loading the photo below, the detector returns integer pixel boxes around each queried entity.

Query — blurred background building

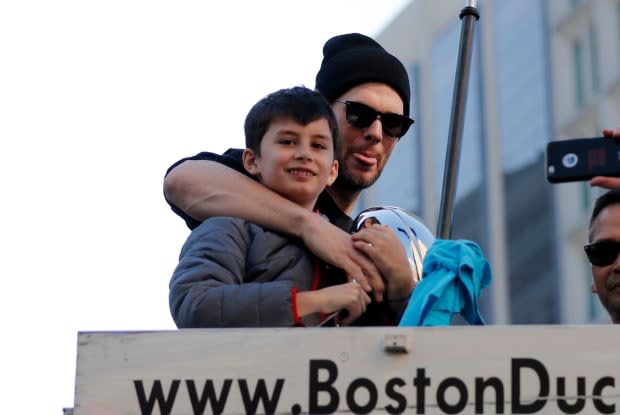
[361,0,620,324]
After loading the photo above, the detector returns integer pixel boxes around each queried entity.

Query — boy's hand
[316,282,372,326]
[590,126,620,189]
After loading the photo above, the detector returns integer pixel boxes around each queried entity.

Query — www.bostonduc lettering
[309,359,615,414]
[132,358,615,414]
[133,378,284,415]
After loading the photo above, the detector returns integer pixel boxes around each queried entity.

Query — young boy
[169,86,371,328]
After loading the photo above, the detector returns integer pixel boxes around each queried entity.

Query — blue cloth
[398,239,492,327]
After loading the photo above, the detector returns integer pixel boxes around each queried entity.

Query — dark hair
[244,86,339,155]
[589,189,620,241]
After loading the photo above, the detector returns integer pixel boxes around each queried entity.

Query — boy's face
[589,203,620,322]
[332,82,404,191]
[243,117,338,210]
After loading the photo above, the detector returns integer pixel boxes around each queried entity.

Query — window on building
[589,24,600,94]
[573,38,586,108]
[582,181,593,212]
[570,0,584,8]
[617,2,620,68]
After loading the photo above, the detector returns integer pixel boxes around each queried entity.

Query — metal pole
[436,0,480,239]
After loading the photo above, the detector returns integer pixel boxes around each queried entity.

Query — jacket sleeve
[169,217,298,328]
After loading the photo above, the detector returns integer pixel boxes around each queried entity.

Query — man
[584,189,620,323]
[164,33,416,322]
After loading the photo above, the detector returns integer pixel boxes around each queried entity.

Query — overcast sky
[0,1,412,412]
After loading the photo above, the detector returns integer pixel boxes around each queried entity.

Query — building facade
[364,0,620,324]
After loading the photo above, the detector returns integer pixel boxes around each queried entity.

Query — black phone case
[545,137,620,183]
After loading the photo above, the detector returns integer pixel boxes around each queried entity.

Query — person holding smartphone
[584,189,620,323]
[590,126,620,189]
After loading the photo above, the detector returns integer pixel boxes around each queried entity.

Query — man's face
[331,82,405,191]
[589,203,620,322]
[243,117,338,210]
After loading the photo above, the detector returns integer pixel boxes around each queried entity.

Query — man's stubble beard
[333,161,381,192]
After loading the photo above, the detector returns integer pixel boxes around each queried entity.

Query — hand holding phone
[545,137,620,183]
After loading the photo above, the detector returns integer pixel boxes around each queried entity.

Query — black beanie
[315,33,410,117]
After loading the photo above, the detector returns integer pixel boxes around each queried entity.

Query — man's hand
[590,126,620,189]
[299,212,384,297]
[351,224,415,309]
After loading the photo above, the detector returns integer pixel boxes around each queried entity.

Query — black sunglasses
[584,240,620,266]
[336,100,414,139]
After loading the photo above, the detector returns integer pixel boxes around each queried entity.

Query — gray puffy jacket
[169,216,319,327]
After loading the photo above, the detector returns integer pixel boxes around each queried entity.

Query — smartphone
[545,137,620,183]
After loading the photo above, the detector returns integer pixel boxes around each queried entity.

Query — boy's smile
[243,117,338,210]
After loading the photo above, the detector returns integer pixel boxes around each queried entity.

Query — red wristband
[291,287,303,326]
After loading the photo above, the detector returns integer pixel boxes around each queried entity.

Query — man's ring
[367,242,373,247]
